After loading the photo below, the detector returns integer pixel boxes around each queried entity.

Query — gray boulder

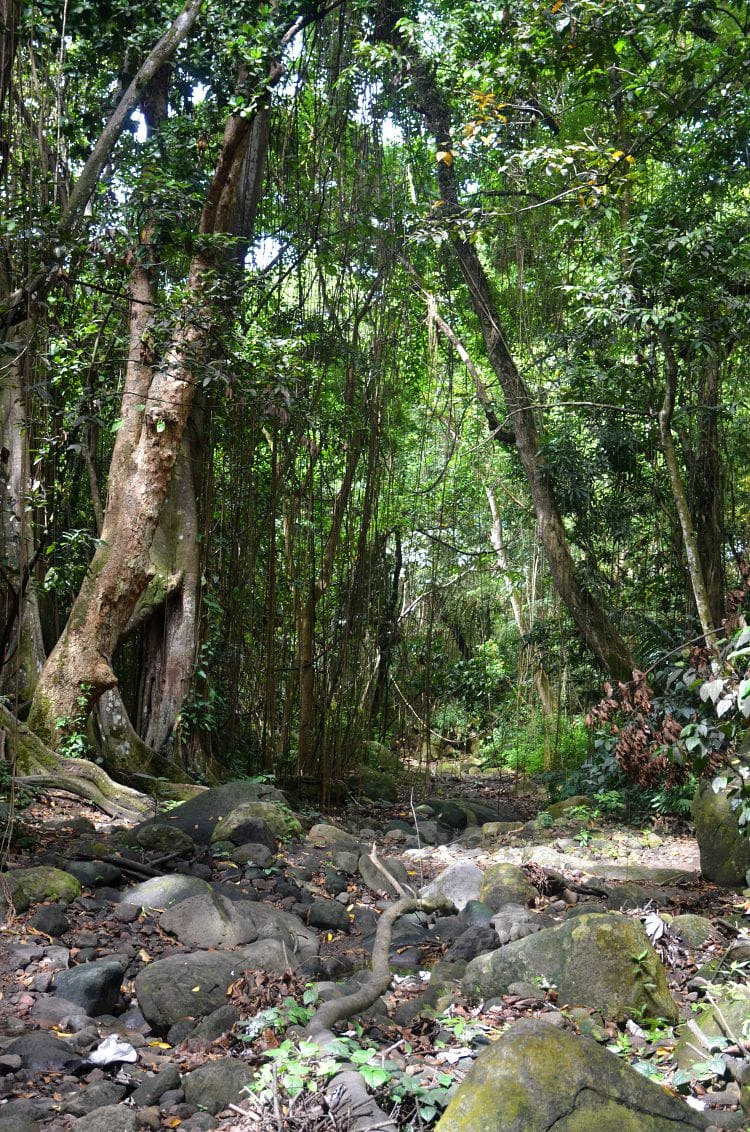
[307,823,360,848]
[71,1106,139,1132]
[6,1032,79,1071]
[61,860,123,887]
[135,951,241,1034]
[693,781,750,886]
[436,1018,709,1131]
[53,958,125,1017]
[462,912,677,1023]
[307,899,351,932]
[420,861,482,912]
[132,779,289,845]
[358,851,414,898]
[159,892,259,949]
[237,902,319,962]
[183,1057,254,1114]
[120,873,212,910]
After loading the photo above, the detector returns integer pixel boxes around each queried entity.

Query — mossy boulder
[307,823,360,848]
[693,782,750,887]
[479,863,535,910]
[212,800,301,843]
[436,1018,709,1131]
[546,795,592,820]
[6,866,81,910]
[131,779,290,845]
[355,766,398,802]
[462,912,677,1023]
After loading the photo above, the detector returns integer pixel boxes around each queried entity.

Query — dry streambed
[0,780,748,1131]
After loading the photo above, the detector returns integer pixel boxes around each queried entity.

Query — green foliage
[481,713,589,777]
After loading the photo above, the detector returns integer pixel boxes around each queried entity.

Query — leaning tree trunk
[376,7,634,683]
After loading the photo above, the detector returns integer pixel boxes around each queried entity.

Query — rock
[237,901,319,961]
[307,899,351,932]
[6,1031,79,1071]
[61,860,123,887]
[480,863,535,910]
[63,1081,127,1116]
[135,951,241,1034]
[133,824,197,855]
[160,892,259,949]
[490,904,543,946]
[422,799,468,830]
[546,795,592,819]
[29,903,69,937]
[436,1018,709,1131]
[132,780,289,844]
[460,899,494,926]
[693,781,750,887]
[0,1114,39,1132]
[182,1057,254,1114]
[462,912,678,1023]
[53,957,125,1016]
[358,850,414,897]
[237,937,306,973]
[191,1004,241,1042]
[355,767,398,801]
[674,989,750,1070]
[212,801,296,844]
[481,821,524,843]
[130,1065,183,1106]
[420,861,483,912]
[6,867,81,909]
[458,796,522,824]
[329,847,360,873]
[71,1105,139,1132]
[444,925,499,963]
[120,874,212,910]
[232,841,274,867]
[670,914,716,948]
[307,823,360,848]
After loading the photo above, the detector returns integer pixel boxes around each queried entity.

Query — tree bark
[27,99,270,743]
[0,328,46,703]
[656,330,715,643]
[377,9,634,682]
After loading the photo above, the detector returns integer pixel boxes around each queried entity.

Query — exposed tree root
[1,703,153,822]
[307,894,455,1131]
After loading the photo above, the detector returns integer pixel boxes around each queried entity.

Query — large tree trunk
[376,9,634,682]
[0,330,46,703]
[27,90,272,744]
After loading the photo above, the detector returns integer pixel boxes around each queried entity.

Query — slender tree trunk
[656,330,715,642]
[377,9,634,682]
[486,484,556,720]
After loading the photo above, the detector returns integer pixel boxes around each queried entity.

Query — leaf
[700,678,724,704]
[738,679,750,718]
[156,419,166,433]
[435,150,453,165]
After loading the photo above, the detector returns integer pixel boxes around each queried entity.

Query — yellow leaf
[611,149,625,161]
[148,1040,172,1049]
[436,150,453,166]
[551,0,564,11]
[625,154,636,164]
[327,933,334,942]
[191,986,201,992]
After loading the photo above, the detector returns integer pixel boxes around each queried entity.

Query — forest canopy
[2,0,750,811]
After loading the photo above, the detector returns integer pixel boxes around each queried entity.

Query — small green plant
[55,684,94,760]
[574,827,593,847]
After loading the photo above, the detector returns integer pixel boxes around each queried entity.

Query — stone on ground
[134,951,242,1034]
[462,912,678,1023]
[159,891,259,949]
[479,862,535,910]
[693,781,750,887]
[53,957,126,1016]
[71,1105,139,1132]
[420,861,482,912]
[119,873,211,910]
[6,866,81,910]
[358,850,413,897]
[132,779,290,845]
[307,823,360,848]
[182,1057,255,1114]
[436,1018,709,1131]
[212,799,296,843]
